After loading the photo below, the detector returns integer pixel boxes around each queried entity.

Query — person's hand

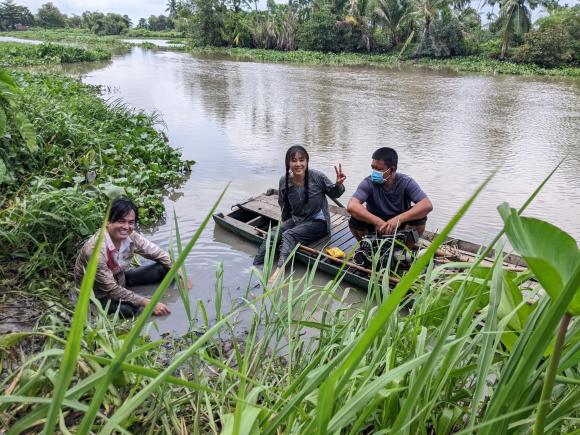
[334,163,346,186]
[142,298,171,316]
[377,217,400,235]
[178,273,192,289]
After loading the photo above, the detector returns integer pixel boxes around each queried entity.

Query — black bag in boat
[352,229,419,271]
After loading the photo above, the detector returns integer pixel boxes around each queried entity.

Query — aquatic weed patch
[2,28,128,49]
[0,42,111,67]
[0,71,192,296]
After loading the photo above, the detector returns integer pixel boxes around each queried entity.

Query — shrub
[297,8,343,52]
[418,14,467,58]
[373,29,391,53]
[514,7,579,67]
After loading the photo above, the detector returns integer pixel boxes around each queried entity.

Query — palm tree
[165,0,178,18]
[374,0,413,45]
[411,0,448,55]
[498,0,532,58]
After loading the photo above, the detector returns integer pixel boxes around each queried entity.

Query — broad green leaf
[0,69,18,89]
[0,105,6,137]
[499,203,580,315]
[0,158,6,184]
[221,405,263,435]
[14,112,37,153]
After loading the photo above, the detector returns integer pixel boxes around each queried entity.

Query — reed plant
[0,169,577,433]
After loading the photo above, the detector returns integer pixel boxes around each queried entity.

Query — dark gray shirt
[352,173,427,220]
[278,169,345,233]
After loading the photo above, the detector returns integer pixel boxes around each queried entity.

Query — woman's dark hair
[284,145,310,210]
[110,198,139,224]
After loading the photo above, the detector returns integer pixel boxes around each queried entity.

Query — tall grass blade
[314,172,494,432]
[42,217,108,435]
[77,184,228,433]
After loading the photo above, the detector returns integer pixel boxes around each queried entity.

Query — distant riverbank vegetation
[1,0,578,75]
[0,42,110,66]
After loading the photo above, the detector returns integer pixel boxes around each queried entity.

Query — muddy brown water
[12,42,580,335]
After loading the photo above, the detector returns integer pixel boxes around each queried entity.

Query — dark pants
[348,216,427,233]
[254,219,327,268]
[97,263,168,318]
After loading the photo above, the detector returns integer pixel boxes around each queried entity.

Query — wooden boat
[213,189,528,289]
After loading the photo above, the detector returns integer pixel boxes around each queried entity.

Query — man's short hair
[372,147,398,169]
[110,197,139,224]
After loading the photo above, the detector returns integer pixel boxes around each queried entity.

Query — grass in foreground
[0,167,577,434]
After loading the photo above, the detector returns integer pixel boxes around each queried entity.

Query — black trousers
[97,263,168,318]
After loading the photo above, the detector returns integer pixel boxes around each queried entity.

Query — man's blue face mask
[371,169,390,184]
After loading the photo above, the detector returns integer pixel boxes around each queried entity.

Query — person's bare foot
[268,267,282,287]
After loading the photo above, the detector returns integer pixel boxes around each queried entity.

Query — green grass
[0,168,578,433]
[124,29,184,39]
[0,42,111,67]
[188,46,580,77]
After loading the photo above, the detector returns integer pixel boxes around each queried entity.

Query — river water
[53,46,580,333]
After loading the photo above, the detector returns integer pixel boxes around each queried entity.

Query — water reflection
[79,46,579,335]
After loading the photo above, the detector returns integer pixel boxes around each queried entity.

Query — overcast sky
[14,0,578,24]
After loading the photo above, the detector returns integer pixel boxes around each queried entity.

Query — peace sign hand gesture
[334,163,346,186]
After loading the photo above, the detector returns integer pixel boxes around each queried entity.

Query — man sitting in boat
[347,147,433,241]
[253,145,346,281]
[74,198,172,318]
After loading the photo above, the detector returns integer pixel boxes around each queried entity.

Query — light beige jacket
[74,231,171,306]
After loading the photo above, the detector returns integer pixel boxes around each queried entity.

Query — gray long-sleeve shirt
[278,169,345,233]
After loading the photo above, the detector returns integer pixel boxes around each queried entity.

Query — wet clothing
[349,173,428,230]
[254,169,345,267]
[74,230,171,308]
[254,218,327,267]
[278,169,345,234]
[96,263,168,317]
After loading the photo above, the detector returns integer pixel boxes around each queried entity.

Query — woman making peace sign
[254,145,347,280]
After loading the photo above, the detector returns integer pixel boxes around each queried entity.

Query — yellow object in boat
[325,247,346,259]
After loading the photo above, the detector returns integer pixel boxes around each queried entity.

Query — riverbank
[0,69,192,330]
[4,29,578,77]
[189,46,580,77]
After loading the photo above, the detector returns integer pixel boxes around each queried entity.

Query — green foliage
[189,0,227,46]
[188,46,580,76]
[298,8,344,52]
[514,7,580,67]
[1,178,578,433]
[0,0,34,30]
[0,71,192,287]
[35,2,66,29]
[417,13,468,58]
[0,42,111,66]
[499,203,580,315]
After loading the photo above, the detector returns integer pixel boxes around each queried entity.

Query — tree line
[0,0,577,68]
[0,1,174,35]
[176,0,578,67]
